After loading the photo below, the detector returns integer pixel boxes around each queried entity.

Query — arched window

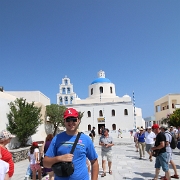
[64,79,68,85]
[99,86,103,93]
[67,87,71,94]
[110,87,113,93]
[124,109,128,115]
[88,124,91,131]
[59,97,63,105]
[62,88,66,94]
[64,96,68,105]
[91,88,93,95]
[112,124,116,130]
[99,110,103,117]
[70,96,73,104]
[87,111,91,117]
[112,109,115,116]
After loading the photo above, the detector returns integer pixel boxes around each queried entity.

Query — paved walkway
[12,136,180,180]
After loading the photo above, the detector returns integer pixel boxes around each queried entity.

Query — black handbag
[152,149,160,157]
[52,132,81,177]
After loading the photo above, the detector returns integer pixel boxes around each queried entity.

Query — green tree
[46,104,66,136]
[161,108,180,127]
[78,111,84,120]
[7,98,42,147]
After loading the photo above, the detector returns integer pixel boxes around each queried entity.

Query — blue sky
[0,1,180,118]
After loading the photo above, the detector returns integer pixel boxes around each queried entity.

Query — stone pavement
[12,136,180,180]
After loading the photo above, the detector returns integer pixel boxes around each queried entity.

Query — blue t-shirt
[45,132,98,180]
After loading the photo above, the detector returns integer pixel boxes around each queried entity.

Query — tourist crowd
[0,107,180,180]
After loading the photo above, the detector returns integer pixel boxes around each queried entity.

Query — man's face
[147,128,152,132]
[104,130,109,135]
[64,117,80,132]
[152,128,158,134]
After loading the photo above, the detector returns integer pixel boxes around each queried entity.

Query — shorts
[146,144,154,152]
[101,150,112,162]
[155,152,169,172]
[166,152,172,163]
[30,164,41,171]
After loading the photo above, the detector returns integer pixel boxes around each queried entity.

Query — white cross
[68,110,72,114]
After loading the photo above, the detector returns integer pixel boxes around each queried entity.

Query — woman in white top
[0,147,9,180]
[28,142,41,180]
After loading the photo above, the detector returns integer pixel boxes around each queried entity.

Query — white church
[57,70,145,136]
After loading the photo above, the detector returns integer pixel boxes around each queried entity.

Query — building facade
[154,93,180,125]
[57,70,145,137]
[0,90,50,149]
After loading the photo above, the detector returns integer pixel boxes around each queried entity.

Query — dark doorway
[98,124,105,134]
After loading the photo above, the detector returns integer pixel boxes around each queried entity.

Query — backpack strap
[165,132,172,142]
[70,132,81,154]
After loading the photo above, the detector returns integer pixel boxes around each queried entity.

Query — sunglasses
[65,117,77,122]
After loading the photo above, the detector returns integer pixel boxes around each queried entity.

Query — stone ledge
[9,145,42,163]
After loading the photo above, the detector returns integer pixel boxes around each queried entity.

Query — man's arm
[151,141,165,150]
[43,154,74,168]
[90,159,99,180]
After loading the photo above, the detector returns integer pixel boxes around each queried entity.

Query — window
[88,124,91,131]
[112,109,115,116]
[172,103,175,108]
[64,96,68,105]
[62,88,66,94]
[59,97,63,105]
[64,79,68,85]
[67,87,71,94]
[70,96,73,104]
[99,86,103,93]
[91,88,93,95]
[112,124,116,130]
[124,109,128,115]
[167,105,169,109]
[110,87,112,93]
[87,111,91,117]
[99,110,103,117]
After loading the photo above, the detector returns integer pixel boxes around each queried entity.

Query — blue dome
[91,78,111,84]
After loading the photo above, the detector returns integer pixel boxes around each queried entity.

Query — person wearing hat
[0,129,15,179]
[137,128,146,159]
[99,128,114,177]
[145,126,156,162]
[160,126,179,179]
[43,108,99,180]
[28,142,42,180]
[151,124,171,180]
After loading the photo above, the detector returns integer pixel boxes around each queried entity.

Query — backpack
[165,132,176,149]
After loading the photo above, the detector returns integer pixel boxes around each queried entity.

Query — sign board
[97,117,105,122]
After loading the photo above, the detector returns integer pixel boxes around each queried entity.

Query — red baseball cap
[152,124,159,129]
[32,142,38,147]
[64,108,79,119]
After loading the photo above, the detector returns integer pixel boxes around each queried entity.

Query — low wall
[9,145,42,163]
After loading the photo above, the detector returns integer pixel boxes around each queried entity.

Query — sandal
[171,174,179,179]
[109,170,112,175]
[101,172,106,177]
[159,177,167,180]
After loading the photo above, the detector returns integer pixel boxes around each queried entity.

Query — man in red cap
[43,108,99,180]
[151,124,171,180]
